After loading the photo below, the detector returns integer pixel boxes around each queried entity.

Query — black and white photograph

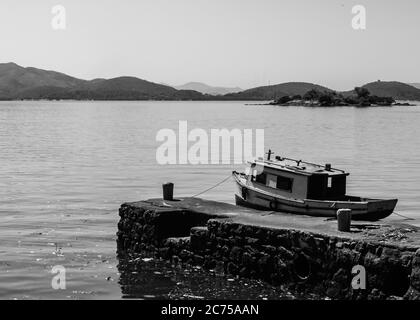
[1,0,420,310]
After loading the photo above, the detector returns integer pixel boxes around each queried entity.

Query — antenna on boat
[266,149,274,161]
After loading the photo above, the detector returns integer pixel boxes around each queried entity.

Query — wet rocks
[405,249,420,299]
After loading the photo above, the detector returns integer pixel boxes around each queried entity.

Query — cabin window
[254,171,267,185]
[328,177,332,188]
[266,174,277,188]
[276,176,293,192]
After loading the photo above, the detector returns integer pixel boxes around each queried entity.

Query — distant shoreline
[0,98,418,105]
[266,101,415,107]
[2,63,420,102]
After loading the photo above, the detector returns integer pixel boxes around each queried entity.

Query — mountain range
[1,62,420,101]
[0,62,204,101]
[174,82,242,95]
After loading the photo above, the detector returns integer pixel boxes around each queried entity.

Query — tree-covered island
[269,87,408,107]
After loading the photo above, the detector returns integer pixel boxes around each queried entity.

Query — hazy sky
[1,0,419,90]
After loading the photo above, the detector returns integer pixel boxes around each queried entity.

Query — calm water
[1,101,420,299]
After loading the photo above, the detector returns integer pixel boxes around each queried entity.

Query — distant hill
[175,82,242,95]
[0,62,206,100]
[74,76,180,100]
[408,83,420,90]
[223,82,333,100]
[0,62,85,99]
[342,81,420,101]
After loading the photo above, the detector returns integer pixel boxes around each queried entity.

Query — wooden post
[162,182,174,201]
[337,208,352,232]
[266,149,273,161]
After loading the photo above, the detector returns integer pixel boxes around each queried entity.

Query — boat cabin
[245,155,349,201]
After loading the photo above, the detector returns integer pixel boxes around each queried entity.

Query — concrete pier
[117,197,420,300]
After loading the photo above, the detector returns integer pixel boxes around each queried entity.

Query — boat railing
[256,154,347,174]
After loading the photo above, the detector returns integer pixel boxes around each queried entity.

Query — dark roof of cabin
[253,157,349,177]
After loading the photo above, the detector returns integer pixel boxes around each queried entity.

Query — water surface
[0,101,419,299]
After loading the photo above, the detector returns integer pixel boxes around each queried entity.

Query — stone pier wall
[117,200,420,300]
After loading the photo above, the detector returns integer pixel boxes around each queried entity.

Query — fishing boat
[232,150,397,221]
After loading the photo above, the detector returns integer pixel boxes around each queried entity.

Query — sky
[0,0,419,90]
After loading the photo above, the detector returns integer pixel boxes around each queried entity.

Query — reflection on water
[0,101,419,299]
[116,253,315,300]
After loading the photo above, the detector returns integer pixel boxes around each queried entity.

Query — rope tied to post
[392,211,415,220]
[191,174,232,198]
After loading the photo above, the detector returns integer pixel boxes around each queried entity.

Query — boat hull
[233,173,397,221]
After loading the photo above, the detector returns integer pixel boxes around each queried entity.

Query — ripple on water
[1,101,420,298]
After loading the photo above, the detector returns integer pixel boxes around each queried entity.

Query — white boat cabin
[244,156,349,201]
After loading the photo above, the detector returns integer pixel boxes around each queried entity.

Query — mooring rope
[392,211,415,220]
[191,174,232,198]
[191,175,416,223]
